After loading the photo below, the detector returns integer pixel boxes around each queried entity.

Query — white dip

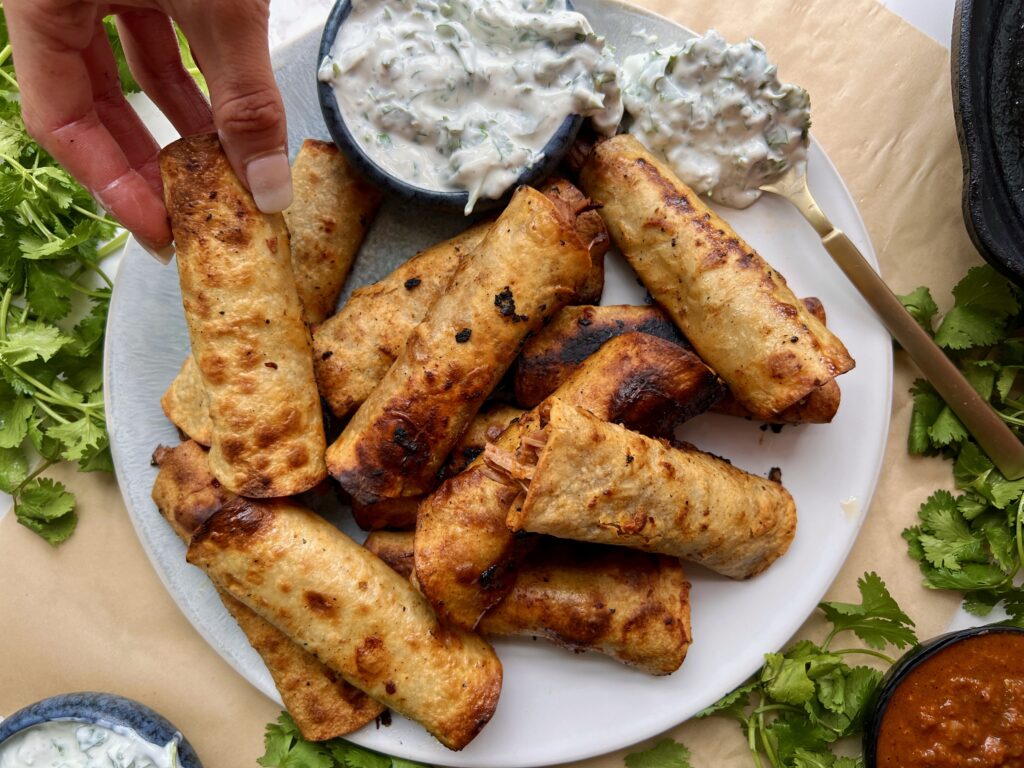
[0,720,178,768]
[620,30,811,209]
[318,0,623,213]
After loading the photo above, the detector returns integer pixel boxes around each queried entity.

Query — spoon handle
[822,226,1024,479]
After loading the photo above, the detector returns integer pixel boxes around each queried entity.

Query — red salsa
[876,631,1024,768]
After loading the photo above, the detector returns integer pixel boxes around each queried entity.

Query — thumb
[177,1,292,212]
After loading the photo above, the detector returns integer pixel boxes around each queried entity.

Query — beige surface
[0,0,972,765]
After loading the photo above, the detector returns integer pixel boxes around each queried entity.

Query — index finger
[6,3,171,248]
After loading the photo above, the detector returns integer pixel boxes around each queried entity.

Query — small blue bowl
[862,623,1024,767]
[0,692,203,767]
[316,0,583,213]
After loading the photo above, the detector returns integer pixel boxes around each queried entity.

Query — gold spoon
[761,165,1024,480]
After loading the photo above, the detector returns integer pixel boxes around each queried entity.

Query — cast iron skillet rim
[0,691,204,767]
[316,0,585,213]
[952,0,1024,286]
[862,623,1024,767]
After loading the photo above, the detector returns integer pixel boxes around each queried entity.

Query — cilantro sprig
[896,265,1024,622]
[258,713,431,768]
[625,573,915,768]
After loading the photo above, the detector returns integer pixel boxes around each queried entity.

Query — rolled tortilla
[538,177,608,304]
[580,134,854,419]
[441,403,527,479]
[369,532,692,676]
[490,399,796,580]
[160,358,212,446]
[186,496,502,751]
[150,441,383,740]
[161,133,326,497]
[313,221,492,419]
[350,495,421,531]
[283,139,383,325]
[415,332,722,629]
[327,186,591,504]
[515,303,841,424]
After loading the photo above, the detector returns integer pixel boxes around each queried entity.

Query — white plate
[105,2,892,765]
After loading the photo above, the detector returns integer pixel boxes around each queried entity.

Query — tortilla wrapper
[313,222,491,418]
[442,404,527,479]
[350,495,421,531]
[538,178,608,304]
[364,530,417,579]
[186,497,502,751]
[515,303,841,424]
[160,357,213,446]
[415,332,723,629]
[327,186,591,504]
[495,399,796,580]
[368,532,692,675]
[282,139,382,325]
[150,441,383,740]
[579,134,854,419]
[161,133,326,497]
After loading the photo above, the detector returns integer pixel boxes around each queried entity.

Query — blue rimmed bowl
[862,624,1024,767]
[316,0,584,213]
[0,692,203,767]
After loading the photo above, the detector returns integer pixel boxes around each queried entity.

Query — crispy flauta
[313,221,492,419]
[160,133,326,497]
[160,358,212,446]
[369,532,692,676]
[186,496,502,751]
[415,332,723,629]
[327,186,591,504]
[150,441,383,740]
[579,134,854,419]
[514,303,841,424]
[490,399,797,580]
[283,139,382,325]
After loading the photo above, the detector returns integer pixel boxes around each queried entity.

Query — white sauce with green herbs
[0,721,178,768]
[621,30,811,209]
[318,0,622,213]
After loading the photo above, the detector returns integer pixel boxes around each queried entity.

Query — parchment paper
[0,0,977,765]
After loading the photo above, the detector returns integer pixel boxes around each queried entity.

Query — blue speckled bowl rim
[0,692,202,768]
[316,0,584,212]
[862,623,1024,767]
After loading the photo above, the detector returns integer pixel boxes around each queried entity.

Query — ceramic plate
[105,2,892,765]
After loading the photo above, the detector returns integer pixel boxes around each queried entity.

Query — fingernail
[246,153,293,213]
[140,240,175,265]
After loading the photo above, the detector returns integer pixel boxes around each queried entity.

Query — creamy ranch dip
[621,30,811,208]
[0,720,178,768]
[319,0,623,213]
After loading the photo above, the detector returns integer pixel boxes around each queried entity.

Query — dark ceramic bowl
[316,0,584,213]
[862,624,1024,767]
[952,0,1024,287]
[0,692,203,767]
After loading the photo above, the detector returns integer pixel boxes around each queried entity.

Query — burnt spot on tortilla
[494,287,528,323]
[393,426,421,455]
[189,497,274,550]
[404,277,422,290]
[768,466,783,483]
[320,350,333,360]
[304,590,337,616]
[455,328,472,343]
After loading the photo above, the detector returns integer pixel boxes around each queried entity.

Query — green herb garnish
[258,713,432,768]
[895,265,1024,622]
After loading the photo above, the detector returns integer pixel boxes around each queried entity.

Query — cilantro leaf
[258,713,432,768]
[0,318,69,366]
[934,265,1020,349]
[45,415,105,461]
[103,18,142,94]
[818,572,917,650]
[14,477,77,545]
[897,286,938,333]
[915,490,986,569]
[0,383,32,448]
[624,739,693,768]
[0,445,28,493]
[907,380,944,454]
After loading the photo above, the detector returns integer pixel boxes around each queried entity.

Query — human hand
[4,0,293,257]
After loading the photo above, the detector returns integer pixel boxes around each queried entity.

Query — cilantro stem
[1015,494,1024,572]
[0,285,12,340]
[757,712,782,768]
[0,44,11,67]
[746,716,765,768]
[96,230,129,259]
[0,363,103,414]
[0,66,18,91]
[14,459,54,494]
[832,647,896,664]
[79,258,115,289]
[70,203,118,227]
[32,397,70,424]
